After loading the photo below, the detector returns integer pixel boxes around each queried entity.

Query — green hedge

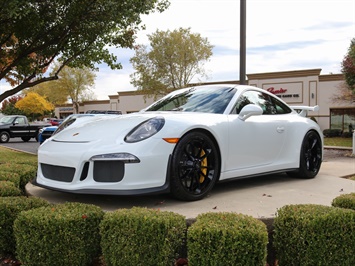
[13,202,104,266]
[0,162,37,192]
[187,212,268,266]
[100,207,186,266]
[332,193,355,210]
[323,128,342,137]
[274,204,355,265]
[0,196,50,256]
[0,181,22,197]
[0,165,21,188]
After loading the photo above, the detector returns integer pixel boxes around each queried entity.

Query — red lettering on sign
[267,87,287,94]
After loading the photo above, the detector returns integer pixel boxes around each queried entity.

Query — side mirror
[238,104,263,121]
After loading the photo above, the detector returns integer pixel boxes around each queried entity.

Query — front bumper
[35,138,174,195]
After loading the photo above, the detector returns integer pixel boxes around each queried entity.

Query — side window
[270,96,292,114]
[15,117,26,124]
[232,90,291,115]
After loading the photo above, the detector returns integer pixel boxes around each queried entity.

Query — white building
[54,68,355,132]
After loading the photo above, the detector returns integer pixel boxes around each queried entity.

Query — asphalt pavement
[1,139,354,219]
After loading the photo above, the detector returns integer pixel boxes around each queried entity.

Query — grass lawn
[0,146,37,163]
[324,137,353,147]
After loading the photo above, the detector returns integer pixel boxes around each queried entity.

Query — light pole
[240,0,246,85]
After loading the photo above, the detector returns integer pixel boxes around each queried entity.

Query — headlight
[125,117,165,143]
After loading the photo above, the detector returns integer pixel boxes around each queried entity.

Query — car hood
[50,112,169,143]
[50,112,224,143]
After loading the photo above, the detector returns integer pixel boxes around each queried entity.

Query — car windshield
[0,116,14,124]
[145,86,237,114]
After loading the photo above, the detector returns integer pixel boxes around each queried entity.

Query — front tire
[170,131,220,201]
[0,131,10,143]
[287,130,322,179]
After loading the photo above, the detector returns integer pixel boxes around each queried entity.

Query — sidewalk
[26,151,355,219]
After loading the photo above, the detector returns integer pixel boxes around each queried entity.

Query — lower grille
[93,161,124,182]
[41,163,75,182]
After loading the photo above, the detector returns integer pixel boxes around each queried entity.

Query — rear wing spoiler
[291,105,319,117]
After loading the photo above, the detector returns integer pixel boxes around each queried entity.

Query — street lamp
[240,0,246,85]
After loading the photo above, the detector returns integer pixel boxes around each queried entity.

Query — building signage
[263,82,303,103]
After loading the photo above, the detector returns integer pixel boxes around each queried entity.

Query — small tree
[15,92,54,119]
[130,27,213,98]
[0,95,24,115]
[54,66,96,113]
[341,38,355,93]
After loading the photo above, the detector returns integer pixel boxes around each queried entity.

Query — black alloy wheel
[170,131,220,201]
[288,130,322,179]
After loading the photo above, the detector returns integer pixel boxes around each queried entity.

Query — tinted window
[232,90,291,115]
[146,86,237,114]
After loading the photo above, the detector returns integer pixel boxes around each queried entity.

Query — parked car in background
[38,126,59,144]
[50,118,64,126]
[35,84,323,201]
[0,115,50,143]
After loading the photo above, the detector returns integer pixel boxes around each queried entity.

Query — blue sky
[1,0,354,100]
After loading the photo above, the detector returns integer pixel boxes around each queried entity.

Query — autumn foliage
[15,92,54,116]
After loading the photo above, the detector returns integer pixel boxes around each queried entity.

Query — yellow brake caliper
[200,149,207,183]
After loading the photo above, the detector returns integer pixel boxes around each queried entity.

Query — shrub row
[1,199,269,266]
[323,128,342,137]
[1,193,354,266]
[323,128,354,138]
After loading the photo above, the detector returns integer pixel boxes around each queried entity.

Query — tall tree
[0,95,24,115]
[28,81,68,106]
[15,92,54,118]
[0,0,170,102]
[341,38,355,94]
[130,28,214,97]
[55,66,96,113]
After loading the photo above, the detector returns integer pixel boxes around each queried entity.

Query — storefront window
[330,108,355,132]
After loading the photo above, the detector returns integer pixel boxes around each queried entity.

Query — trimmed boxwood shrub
[332,193,355,210]
[100,207,186,266]
[187,212,268,266]
[14,202,104,266]
[0,196,50,256]
[0,163,37,192]
[0,172,21,190]
[0,181,22,197]
[274,204,355,265]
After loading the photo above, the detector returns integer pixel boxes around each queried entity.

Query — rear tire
[170,131,220,201]
[0,131,10,143]
[287,130,322,179]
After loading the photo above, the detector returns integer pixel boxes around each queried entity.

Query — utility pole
[239,0,246,85]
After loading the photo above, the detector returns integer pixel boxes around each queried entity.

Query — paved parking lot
[0,138,39,154]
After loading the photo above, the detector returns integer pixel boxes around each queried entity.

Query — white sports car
[34,84,323,201]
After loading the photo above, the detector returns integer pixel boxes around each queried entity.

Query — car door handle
[276,126,285,133]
